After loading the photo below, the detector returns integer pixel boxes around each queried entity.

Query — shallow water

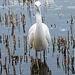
[0,0,75,75]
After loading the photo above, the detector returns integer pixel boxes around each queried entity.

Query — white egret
[28,1,51,64]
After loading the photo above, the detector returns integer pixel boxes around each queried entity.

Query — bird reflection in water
[30,56,52,75]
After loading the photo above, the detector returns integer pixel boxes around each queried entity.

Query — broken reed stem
[10,14,15,36]
[25,36,27,53]
[71,14,73,24]
[23,0,26,6]
[13,35,16,50]
[3,34,4,44]
[68,31,69,49]
[0,48,1,59]
[20,56,23,64]
[0,60,2,74]
[18,36,20,48]
[24,51,25,62]
[57,54,60,68]
[72,37,75,48]
[70,14,73,45]
[21,14,26,33]
[5,57,7,66]
[8,46,10,56]
[13,64,16,75]
[8,46,11,63]
[11,24,14,36]
[0,36,2,43]
[52,41,55,53]
[26,55,28,63]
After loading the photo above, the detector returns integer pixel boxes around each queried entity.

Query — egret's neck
[35,9,44,37]
[36,11,42,28]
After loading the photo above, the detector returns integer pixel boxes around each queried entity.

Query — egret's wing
[28,23,36,47]
[43,23,51,44]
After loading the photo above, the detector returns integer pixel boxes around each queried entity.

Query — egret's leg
[35,50,39,69]
[43,50,45,63]
[40,50,42,61]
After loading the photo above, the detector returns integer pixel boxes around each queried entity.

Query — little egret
[28,1,51,65]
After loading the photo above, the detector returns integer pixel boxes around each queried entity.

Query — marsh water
[0,0,75,75]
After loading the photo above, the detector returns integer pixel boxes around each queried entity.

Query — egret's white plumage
[28,1,51,51]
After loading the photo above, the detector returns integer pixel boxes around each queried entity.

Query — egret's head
[35,1,41,13]
[35,1,41,7]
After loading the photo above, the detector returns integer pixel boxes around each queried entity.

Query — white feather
[28,1,51,51]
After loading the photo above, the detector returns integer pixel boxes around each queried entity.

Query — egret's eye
[35,5,37,7]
